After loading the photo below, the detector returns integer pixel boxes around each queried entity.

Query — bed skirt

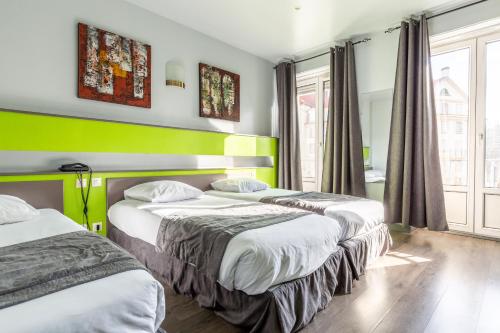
[340,223,393,280]
[108,223,353,333]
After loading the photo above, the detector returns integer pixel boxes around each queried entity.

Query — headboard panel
[0,180,64,212]
[106,173,227,209]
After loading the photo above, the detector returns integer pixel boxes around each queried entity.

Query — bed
[206,187,392,277]
[106,175,354,333]
[0,180,166,333]
[205,188,385,241]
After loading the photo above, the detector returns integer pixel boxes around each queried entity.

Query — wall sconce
[165,61,186,89]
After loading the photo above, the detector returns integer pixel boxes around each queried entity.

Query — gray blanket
[155,202,310,279]
[260,191,369,215]
[0,231,146,310]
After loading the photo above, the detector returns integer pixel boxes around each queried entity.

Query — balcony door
[475,32,500,238]
[431,40,476,233]
[432,26,500,238]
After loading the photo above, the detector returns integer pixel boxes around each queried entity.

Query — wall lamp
[165,61,186,89]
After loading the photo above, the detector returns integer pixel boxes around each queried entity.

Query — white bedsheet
[206,189,385,240]
[0,209,165,333]
[108,195,342,295]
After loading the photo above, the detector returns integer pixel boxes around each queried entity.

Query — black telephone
[59,163,90,172]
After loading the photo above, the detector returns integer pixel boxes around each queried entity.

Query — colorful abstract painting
[199,63,240,122]
[78,23,151,108]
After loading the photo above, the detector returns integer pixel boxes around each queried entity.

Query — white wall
[295,0,500,172]
[0,0,274,136]
[428,0,500,36]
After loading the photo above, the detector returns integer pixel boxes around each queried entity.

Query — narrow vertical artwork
[78,23,151,108]
[199,63,240,121]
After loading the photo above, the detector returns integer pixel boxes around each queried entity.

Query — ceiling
[125,0,469,62]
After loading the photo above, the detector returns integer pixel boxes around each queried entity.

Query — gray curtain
[321,43,366,197]
[384,16,448,231]
[276,62,303,190]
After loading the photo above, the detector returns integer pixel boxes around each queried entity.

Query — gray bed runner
[0,231,146,310]
[155,202,310,279]
[260,191,369,215]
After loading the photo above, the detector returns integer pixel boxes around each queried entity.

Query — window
[296,68,330,191]
[483,38,500,188]
[440,88,451,96]
[297,84,317,182]
[431,47,470,186]
[455,121,464,135]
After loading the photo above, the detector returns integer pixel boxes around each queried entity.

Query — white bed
[0,209,165,333]
[108,195,343,295]
[205,188,385,240]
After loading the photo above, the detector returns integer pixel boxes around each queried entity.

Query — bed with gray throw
[0,231,146,310]
[106,175,392,332]
[0,208,165,333]
[206,188,392,278]
[206,189,386,241]
[107,191,351,332]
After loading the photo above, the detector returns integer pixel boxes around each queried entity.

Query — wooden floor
[161,229,500,333]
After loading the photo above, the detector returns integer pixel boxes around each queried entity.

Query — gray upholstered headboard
[106,173,228,210]
[0,180,64,213]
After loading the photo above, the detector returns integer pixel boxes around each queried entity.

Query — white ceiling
[125,0,468,62]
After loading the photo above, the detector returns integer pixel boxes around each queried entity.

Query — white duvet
[108,195,342,295]
[205,189,385,240]
[0,209,165,333]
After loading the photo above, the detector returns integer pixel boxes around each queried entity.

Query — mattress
[0,209,165,333]
[205,189,385,240]
[108,195,343,295]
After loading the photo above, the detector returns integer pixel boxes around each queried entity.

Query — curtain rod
[273,38,371,69]
[385,0,488,33]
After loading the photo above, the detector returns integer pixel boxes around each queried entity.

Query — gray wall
[0,0,274,136]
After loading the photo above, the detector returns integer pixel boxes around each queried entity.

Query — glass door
[475,32,500,238]
[297,83,318,191]
[296,69,329,191]
[431,40,476,233]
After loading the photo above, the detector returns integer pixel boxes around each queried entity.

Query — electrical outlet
[92,222,103,233]
[76,178,87,188]
[92,177,102,187]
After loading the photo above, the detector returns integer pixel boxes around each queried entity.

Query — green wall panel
[0,110,277,156]
[0,110,278,234]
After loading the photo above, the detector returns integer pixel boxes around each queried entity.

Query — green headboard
[0,109,278,235]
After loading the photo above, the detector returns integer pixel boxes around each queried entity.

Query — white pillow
[124,181,203,203]
[211,178,269,193]
[0,195,40,224]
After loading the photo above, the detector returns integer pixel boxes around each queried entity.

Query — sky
[431,47,470,96]
[431,41,500,128]
[485,40,500,125]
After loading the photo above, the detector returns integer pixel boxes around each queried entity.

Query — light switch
[76,178,87,188]
[92,177,102,187]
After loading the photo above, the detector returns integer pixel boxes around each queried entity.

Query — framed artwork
[78,23,151,108]
[199,63,240,122]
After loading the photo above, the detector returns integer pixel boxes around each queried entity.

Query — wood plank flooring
[160,230,500,333]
